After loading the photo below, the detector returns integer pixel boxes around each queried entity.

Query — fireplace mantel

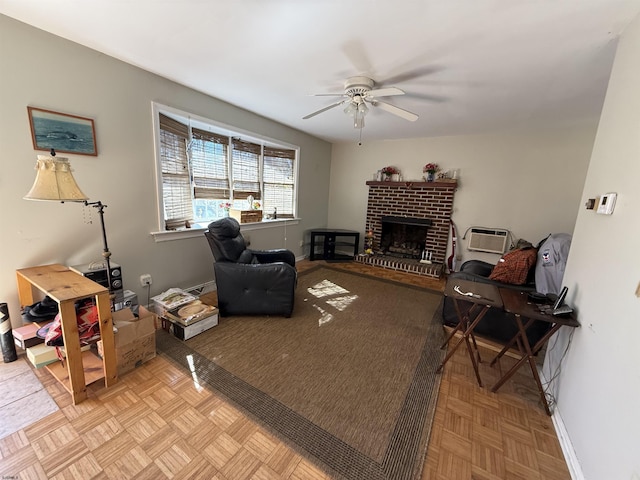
[365,180,458,189]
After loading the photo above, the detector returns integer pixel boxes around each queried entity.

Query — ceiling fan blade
[342,40,374,76]
[366,87,405,98]
[404,92,448,103]
[313,93,347,97]
[381,66,443,85]
[371,100,418,122]
[302,99,347,120]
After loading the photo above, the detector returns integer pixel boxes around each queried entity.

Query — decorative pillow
[488,247,538,285]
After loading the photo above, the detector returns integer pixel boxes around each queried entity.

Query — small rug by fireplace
[157,266,445,480]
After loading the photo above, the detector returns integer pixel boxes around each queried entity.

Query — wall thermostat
[596,192,617,215]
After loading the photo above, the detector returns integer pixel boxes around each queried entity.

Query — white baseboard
[539,370,585,480]
[185,280,217,295]
[551,411,584,480]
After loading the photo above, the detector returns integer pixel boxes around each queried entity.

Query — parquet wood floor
[0,260,570,479]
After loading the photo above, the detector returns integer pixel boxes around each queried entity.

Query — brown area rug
[157,265,445,479]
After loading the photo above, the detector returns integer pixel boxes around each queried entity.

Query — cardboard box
[170,313,218,340]
[229,209,263,224]
[26,343,90,368]
[26,343,59,368]
[13,323,44,349]
[15,335,44,349]
[163,300,218,327]
[98,306,157,375]
[151,288,197,316]
[12,323,39,340]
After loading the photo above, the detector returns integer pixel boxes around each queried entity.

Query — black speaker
[69,261,124,301]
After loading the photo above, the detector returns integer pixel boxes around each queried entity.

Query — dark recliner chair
[204,217,297,317]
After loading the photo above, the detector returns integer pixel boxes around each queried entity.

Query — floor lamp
[24,150,114,297]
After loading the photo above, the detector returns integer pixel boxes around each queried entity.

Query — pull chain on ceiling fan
[303,76,419,129]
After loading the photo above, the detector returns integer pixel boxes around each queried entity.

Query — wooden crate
[229,209,263,224]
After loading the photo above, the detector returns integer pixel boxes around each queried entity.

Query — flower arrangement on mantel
[422,163,439,182]
[380,166,401,181]
[381,166,399,176]
[423,163,439,174]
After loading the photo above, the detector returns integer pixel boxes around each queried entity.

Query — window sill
[150,218,300,242]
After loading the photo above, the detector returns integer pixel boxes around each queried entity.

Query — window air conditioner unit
[468,228,509,254]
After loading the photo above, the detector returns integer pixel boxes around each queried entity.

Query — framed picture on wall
[27,106,98,156]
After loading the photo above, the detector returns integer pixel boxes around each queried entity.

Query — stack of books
[163,300,219,341]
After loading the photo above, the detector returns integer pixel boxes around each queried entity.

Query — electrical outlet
[299,240,304,247]
[140,274,152,286]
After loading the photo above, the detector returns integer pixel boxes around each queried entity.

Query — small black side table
[309,229,360,261]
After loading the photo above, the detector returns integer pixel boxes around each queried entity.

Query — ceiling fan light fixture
[344,102,357,116]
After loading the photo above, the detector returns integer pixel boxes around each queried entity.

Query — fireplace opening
[380,216,432,259]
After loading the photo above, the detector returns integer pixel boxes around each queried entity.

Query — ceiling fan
[303,76,418,128]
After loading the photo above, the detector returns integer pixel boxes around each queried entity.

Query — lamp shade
[24,155,88,202]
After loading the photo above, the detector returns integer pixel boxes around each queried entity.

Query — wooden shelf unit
[309,229,360,261]
[16,264,118,404]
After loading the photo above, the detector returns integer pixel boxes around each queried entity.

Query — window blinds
[191,127,230,200]
[159,114,192,229]
[263,147,295,218]
[232,139,261,200]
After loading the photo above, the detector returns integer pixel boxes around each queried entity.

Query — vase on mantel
[426,172,435,182]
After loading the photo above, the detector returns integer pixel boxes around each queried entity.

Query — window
[263,147,295,218]
[159,114,191,230]
[191,128,229,223]
[231,139,261,201]
[155,109,298,231]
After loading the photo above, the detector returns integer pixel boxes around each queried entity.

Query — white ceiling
[2,1,640,143]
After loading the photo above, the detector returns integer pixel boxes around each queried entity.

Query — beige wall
[329,126,597,265]
[0,15,332,326]
[543,12,640,479]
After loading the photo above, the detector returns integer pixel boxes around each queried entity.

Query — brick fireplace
[356,180,457,278]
